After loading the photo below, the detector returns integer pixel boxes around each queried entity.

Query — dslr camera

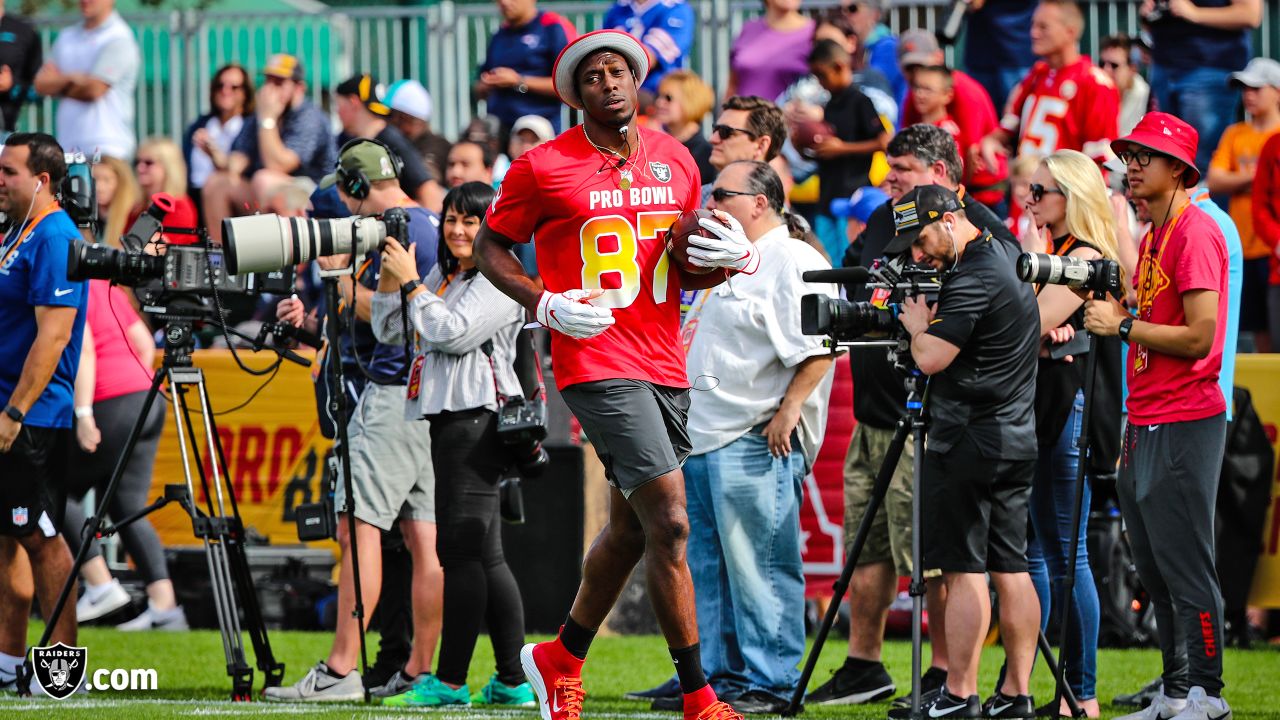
[1017,253,1123,298]
[221,207,410,275]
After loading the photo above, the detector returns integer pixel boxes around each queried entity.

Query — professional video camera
[1016,253,1124,298]
[221,207,410,275]
[60,152,97,229]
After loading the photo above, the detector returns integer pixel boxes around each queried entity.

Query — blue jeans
[1149,65,1240,174]
[965,65,1033,117]
[685,431,807,699]
[1026,390,1100,700]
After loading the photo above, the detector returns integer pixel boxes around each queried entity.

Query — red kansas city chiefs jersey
[1001,57,1119,164]
[486,125,700,390]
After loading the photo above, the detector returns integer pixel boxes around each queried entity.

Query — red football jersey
[1001,57,1120,164]
[486,125,701,390]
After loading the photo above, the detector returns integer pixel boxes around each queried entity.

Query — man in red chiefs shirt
[475,29,756,720]
[980,0,1120,167]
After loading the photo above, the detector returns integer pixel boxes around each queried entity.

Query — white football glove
[535,289,615,340]
[688,212,761,274]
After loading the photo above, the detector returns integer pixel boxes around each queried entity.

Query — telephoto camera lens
[1016,252,1122,296]
[222,214,391,275]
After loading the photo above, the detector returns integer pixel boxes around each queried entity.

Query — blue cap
[831,186,890,223]
[308,184,350,220]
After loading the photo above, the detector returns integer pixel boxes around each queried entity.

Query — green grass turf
[2,626,1278,718]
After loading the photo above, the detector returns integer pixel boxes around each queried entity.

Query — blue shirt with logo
[0,208,87,428]
[480,10,576,131]
[604,0,695,94]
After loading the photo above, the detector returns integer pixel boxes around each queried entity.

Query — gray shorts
[561,379,692,498]
[336,382,435,529]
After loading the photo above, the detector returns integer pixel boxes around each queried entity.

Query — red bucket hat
[1110,112,1201,186]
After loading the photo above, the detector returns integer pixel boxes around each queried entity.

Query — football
[792,119,837,158]
[666,209,719,275]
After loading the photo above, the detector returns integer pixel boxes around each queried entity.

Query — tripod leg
[784,416,912,717]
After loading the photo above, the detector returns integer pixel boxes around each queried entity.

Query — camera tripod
[784,365,1085,718]
[20,314,291,700]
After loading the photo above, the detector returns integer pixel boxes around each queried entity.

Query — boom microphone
[802,267,872,284]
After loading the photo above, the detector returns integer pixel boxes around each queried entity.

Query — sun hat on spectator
[1110,111,1201,186]
[552,29,650,110]
[512,115,556,143]
[263,54,305,82]
[385,79,432,123]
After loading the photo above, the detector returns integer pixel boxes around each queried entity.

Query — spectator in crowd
[92,155,140,245]
[446,140,495,188]
[726,0,814,103]
[183,64,253,214]
[335,73,444,211]
[835,185,889,248]
[1022,150,1127,719]
[677,160,835,715]
[65,279,186,631]
[813,11,893,99]
[962,0,1037,112]
[385,79,452,186]
[702,96,786,206]
[508,114,555,160]
[0,0,42,134]
[0,133,87,683]
[810,125,1017,709]
[1143,0,1262,172]
[372,181,534,708]
[1007,153,1044,250]
[654,70,716,185]
[35,0,140,159]
[1208,57,1280,352]
[131,138,198,234]
[1188,181,1243,426]
[477,0,576,134]
[1099,35,1151,136]
[896,31,1005,211]
[981,0,1119,167]
[203,54,336,245]
[838,0,903,103]
[895,183,1041,719]
[1085,112,1232,720]
[266,139,442,703]
[1252,129,1280,346]
[604,0,695,97]
[806,39,890,259]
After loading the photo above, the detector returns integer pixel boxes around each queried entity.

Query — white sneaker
[117,604,189,631]
[1170,687,1231,720]
[1114,693,1188,720]
[76,580,131,622]
[263,661,364,702]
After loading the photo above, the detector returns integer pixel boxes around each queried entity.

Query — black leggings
[61,391,169,584]
[428,408,525,687]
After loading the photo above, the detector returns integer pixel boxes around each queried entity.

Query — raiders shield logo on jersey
[649,162,672,183]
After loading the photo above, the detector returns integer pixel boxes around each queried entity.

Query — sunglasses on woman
[1029,183,1065,203]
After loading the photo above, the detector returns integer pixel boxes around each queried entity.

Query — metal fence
[22,0,1280,148]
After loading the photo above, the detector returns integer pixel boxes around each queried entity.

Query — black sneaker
[893,666,948,709]
[651,694,683,712]
[805,658,895,705]
[625,676,681,702]
[731,690,791,715]
[1113,678,1162,709]
[896,688,981,719]
[983,692,1035,719]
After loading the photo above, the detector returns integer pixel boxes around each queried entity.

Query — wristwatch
[401,279,424,295]
[260,116,277,131]
[516,77,529,94]
[3,405,24,423]
[1118,317,1135,342]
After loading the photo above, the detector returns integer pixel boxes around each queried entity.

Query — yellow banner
[1241,355,1280,608]
[146,350,335,552]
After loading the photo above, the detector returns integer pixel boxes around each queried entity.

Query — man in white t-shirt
[675,159,836,715]
[34,0,139,160]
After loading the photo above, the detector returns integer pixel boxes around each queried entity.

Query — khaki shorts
[336,382,435,530]
[842,423,914,576]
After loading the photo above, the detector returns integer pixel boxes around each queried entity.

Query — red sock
[682,684,718,720]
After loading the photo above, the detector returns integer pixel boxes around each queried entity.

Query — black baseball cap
[883,184,964,256]
[336,74,391,117]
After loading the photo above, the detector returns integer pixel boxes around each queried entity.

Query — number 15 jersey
[485,125,701,390]
[1000,56,1119,164]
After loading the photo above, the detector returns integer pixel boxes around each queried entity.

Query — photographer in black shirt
[894,185,1042,719]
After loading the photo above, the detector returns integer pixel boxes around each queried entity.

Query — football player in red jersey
[980,0,1120,168]
[474,30,755,720]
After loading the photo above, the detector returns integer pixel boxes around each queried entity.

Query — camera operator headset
[369,180,534,704]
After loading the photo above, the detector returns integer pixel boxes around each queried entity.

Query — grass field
[2,626,1278,718]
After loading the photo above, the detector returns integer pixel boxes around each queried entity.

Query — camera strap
[0,201,60,269]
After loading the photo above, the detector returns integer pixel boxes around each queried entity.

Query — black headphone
[335,137,404,200]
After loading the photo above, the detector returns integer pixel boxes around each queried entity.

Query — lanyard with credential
[0,201,60,269]
[680,289,714,356]
[1133,198,1190,375]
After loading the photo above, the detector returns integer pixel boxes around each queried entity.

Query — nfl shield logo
[649,162,672,183]
[33,642,88,699]
[12,506,28,527]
